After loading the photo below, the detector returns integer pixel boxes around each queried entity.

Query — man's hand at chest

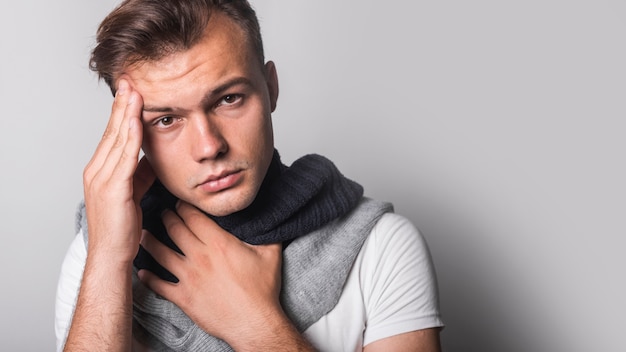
[138,201,315,351]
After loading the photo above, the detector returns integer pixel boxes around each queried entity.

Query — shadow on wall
[393,192,544,352]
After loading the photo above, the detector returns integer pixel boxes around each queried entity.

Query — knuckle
[119,150,129,163]
[165,218,186,235]
[113,134,124,148]
[102,126,117,140]
[83,164,99,186]
[187,211,207,226]
[111,94,126,111]
[83,165,92,181]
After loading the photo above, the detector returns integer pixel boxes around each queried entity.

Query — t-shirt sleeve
[362,213,444,346]
[54,231,87,352]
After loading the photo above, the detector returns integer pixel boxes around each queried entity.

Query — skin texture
[364,329,442,352]
[66,80,154,351]
[132,13,276,218]
[64,11,440,352]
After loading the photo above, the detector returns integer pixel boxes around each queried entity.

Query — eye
[155,116,178,127]
[159,116,173,125]
[217,94,243,107]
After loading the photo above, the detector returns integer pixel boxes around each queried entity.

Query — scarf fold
[135,150,365,282]
[78,151,393,351]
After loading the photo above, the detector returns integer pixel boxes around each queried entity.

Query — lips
[197,170,243,193]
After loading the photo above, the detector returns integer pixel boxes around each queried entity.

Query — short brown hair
[89,0,264,92]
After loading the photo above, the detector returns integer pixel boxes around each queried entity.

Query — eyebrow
[142,76,255,113]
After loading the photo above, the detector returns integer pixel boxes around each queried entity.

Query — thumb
[175,201,237,245]
[176,201,221,230]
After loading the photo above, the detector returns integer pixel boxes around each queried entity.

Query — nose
[190,115,228,162]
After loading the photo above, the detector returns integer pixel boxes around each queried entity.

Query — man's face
[122,13,278,216]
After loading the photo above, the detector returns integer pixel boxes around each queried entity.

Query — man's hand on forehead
[65,78,156,351]
[82,78,154,260]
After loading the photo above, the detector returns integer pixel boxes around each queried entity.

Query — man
[55,0,444,351]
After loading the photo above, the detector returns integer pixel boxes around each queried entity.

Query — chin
[195,189,256,217]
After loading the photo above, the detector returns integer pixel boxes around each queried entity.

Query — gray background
[1,0,624,351]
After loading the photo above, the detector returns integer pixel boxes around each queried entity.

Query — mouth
[197,170,243,193]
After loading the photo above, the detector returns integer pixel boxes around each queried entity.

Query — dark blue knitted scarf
[135,150,364,282]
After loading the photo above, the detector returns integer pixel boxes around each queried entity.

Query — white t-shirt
[55,213,444,352]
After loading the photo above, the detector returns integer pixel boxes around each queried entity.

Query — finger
[140,230,185,276]
[99,79,130,151]
[86,87,140,188]
[85,79,132,174]
[137,268,178,300]
[176,201,229,245]
[162,209,203,252]
[132,156,156,204]
[104,91,143,180]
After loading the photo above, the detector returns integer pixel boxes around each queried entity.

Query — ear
[264,61,279,112]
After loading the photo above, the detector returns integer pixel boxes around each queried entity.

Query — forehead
[120,12,256,91]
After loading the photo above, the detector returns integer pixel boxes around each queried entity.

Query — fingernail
[128,92,137,105]
[175,200,181,210]
[129,117,139,131]
[117,80,128,96]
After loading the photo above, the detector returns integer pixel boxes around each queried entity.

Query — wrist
[85,247,135,277]
[86,236,139,267]
[227,309,314,352]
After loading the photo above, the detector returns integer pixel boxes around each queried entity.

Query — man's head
[90,0,279,217]
[90,0,265,92]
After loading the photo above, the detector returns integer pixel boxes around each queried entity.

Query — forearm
[226,309,316,352]
[64,80,151,351]
[63,254,133,352]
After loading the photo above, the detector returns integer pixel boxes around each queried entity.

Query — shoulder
[304,212,444,350]
[371,212,421,240]
[358,212,444,346]
[356,212,439,300]
[358,212,436,281]
[364,212,432,264]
